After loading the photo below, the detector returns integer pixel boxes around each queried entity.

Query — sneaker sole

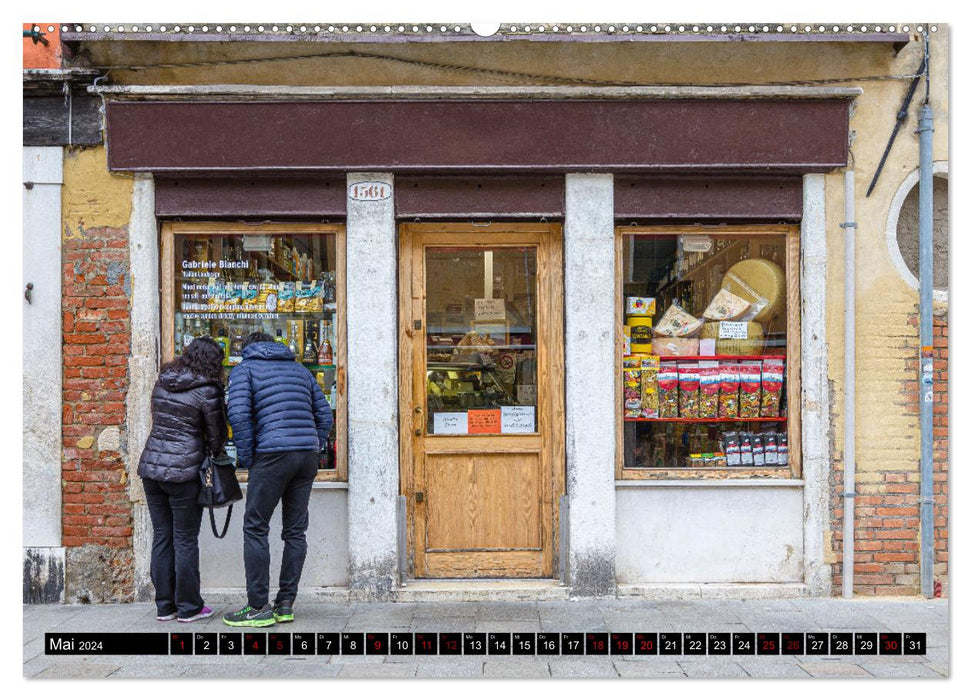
[156,615,177,622]
[178,613,214,623]
[273,613,294,623]
[222,617,276,628]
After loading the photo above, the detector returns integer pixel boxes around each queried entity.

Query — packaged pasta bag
[760,358,786,418]
[623,368,642,418]
[699,365,720,419]
[678,363,701,418]
[639,355,660,419]
[777,433,789,466]
[764,433,779,465]
[738,362,763,418]
[724,432,741,466]
[718,362,740,418]
[739,432,754,465]
[658,362,680,418]
[752,434,765,466]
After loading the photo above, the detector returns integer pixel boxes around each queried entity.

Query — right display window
[618,226,800,478]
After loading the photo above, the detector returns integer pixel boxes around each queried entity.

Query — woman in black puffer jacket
[138,336,227,623]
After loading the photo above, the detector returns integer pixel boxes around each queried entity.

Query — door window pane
[424,247,538,435]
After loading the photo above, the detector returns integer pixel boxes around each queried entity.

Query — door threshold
[395,579,569,602]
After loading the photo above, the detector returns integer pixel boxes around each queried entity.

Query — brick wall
[830,310,948,596]
[62,225,134,603]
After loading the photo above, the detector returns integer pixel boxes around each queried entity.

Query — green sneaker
[222,604,276,627]
[273,600,294,623]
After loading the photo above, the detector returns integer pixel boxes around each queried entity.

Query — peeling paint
[62,146,133,239]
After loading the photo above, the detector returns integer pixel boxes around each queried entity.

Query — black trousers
[142,477,205,618]
[243,451,318,609]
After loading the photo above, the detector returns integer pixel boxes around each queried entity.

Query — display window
[616,226,800,479]
[161,222,347,481]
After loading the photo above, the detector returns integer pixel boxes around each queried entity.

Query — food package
[720,259,786,324]
[752,434,765,466]
[623,355,644,369]
[738,362,763,418]
[699,365,720,419]
[628,316,653,354]
[453,331,497,363]
[625,296,656,316]
[639,355,660,418]
[623,368,642,418]
[718,363,740,418]
[658,362,680,418]
[689,454,704,468]
[653,337,700,357]
[777,433,789,466]
[678,363,701,418]
[622,325,631,356]
[739,432,754,465]
[764,433,779,465]
[654,304,703,338]
[277,281,296,312]
[294,280,324,313]
[724,432,741,466]
[760,359,785,418]
[700,321,765,356]
[702,288,752,321]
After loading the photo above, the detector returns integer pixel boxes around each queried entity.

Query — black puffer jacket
[137,366,227,482]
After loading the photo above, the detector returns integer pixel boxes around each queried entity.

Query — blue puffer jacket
[226,341,333,468]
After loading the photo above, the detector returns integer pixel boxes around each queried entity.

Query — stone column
[564,173,617,596]
[23,147,65,603]
[345,173,399,600]
[801,173,832,596]
[126,175,159,602]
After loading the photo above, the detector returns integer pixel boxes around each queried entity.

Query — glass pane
[174,230,339,468]
[424,247,538,435]
[621,232,789,471]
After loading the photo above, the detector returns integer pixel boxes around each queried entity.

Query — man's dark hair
[243,331,275,348]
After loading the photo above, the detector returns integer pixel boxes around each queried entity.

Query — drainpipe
[917,34,935,598]
[842,170,856,599]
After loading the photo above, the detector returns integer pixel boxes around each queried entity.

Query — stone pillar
[564,173,617,596]
[23,147,65,603]
[345,173,399,600]
[801,173,832,596]
[126,175,159,602]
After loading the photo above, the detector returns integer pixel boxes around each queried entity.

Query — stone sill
[616,479,804,488]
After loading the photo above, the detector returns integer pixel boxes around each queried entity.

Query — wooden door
[399,223,564,578]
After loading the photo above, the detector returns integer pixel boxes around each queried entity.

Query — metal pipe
[842,170,857,598]
[918,102,935,598]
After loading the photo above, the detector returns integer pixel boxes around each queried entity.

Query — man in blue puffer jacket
[222,332,333,627]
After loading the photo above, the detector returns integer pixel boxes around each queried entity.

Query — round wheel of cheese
[720,258,786,324]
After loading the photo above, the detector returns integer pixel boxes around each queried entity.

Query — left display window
[161,222,346,480]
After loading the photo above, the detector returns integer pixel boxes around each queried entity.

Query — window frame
[160,221,348,482]
[614,224,802,480]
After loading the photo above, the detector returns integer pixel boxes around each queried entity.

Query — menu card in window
[501,406,535,433]
[433,412,468,435]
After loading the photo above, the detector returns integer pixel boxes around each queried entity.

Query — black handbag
[198,452,243,538]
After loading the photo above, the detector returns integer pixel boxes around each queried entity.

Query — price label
[719,321,748,339]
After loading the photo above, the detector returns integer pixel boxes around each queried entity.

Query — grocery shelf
[650,355,787,361]
[624,416,787,423]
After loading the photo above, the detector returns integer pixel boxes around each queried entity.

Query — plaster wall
[616,485,804,583]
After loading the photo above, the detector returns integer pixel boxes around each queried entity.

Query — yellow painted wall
[62,146,133,239]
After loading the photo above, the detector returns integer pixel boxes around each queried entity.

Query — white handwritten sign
[349,181,392,201]
[501,406,535,434]
[474,298,506,321]
[681,235,713,253]
[433,412,468,435]
[718,321,748,340]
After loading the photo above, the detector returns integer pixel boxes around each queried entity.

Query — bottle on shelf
[275,328,287,345]
[317,320,334,365]
[303,334,318,365]
[229,329,244,365]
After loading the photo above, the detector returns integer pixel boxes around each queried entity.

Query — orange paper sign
[467,409,501,434]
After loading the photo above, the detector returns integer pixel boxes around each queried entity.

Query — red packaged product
[699,365,720,419]
[760,359,785,418]
[738,362,763,419]
[718,362,740,418]
[678,363,701,418]
[658,362,680,418]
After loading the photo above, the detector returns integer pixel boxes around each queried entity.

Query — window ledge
[616,479,804,488]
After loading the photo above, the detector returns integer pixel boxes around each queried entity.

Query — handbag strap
[209,504,233,539]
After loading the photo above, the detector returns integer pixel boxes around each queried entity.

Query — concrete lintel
[346,172,399,600]
[90,84,863,102]
[800,173,832,597]
[564,173,617,597]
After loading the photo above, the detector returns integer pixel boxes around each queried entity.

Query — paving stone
[612,659,685,678]
[413,618,476,633]
[483,660,551,678]
[737,660,811,678]
[678,659,749,678]
[182,663,266,678]
[109,664,190,678]
[925,662,948,677]
[478,602,541,621]
[548,658,618,678]
[855,661,944,678]
[416,602,480,618]
[416,660,484,678]
[798,661,871,677]
[21,655,53,678]
[35,662,121,678]
[474,620,541,633]
[338,662,417,677]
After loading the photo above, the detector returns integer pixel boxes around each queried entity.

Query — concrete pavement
[23,597,948,679]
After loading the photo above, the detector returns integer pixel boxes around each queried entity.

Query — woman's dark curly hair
[161,336,225,385]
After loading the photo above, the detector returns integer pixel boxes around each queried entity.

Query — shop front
[99,87,851,598]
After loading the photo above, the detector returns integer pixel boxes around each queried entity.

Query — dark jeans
[142,477,204,618]
[243,451,318,609]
